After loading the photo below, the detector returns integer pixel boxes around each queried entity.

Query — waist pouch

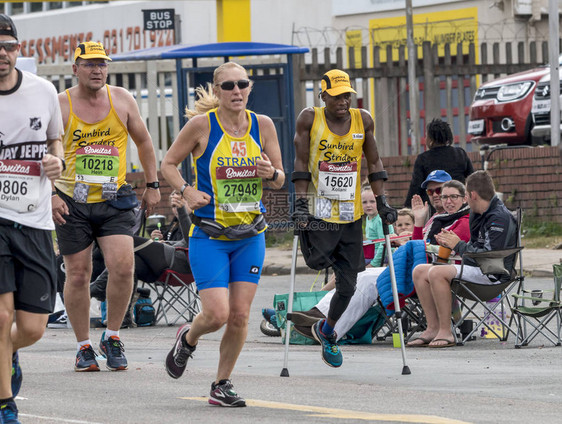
[106,184,139,211]
[191,213,266,240]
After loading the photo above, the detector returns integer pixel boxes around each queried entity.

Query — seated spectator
[90,194,192,306]
[292,176,471,343]
[404,118,473,208]
[392,208,414,247]
[408,170,517,348]
[363,186,394,267]
[151,191,188,242]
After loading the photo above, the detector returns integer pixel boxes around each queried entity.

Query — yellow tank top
[55,85,129,203]
[308,107,365,223]
[191,109,265,230]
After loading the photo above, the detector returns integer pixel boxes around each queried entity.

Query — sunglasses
[440,194,463,201]
[79,62,108,70]
[0,40,18,53]
[426,186,442,196]
[216,79,250,90]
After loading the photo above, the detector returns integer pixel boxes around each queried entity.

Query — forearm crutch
[383,222,411,375]
[281,229,299,377]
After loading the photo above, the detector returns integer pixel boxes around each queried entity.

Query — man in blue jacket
[410,170,517,348]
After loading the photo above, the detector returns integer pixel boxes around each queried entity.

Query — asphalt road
[15,274,562,424]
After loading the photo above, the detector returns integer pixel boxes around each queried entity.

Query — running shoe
[311,319,342,368]
[0,399,20,424]
[287,307,325,326]
[11,352,22,397]
[74,344,100,372]
[165,324,195,379]
[99,335,128,371]
[47,312,69,329]
[208,379,246,407]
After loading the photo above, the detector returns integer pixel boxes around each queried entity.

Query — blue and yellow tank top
[192,108,266,232]
[55,85,129,203]
[308,107,365,223]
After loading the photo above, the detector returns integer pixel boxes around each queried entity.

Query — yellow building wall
[217,0,251,42]
[369,7,479,62]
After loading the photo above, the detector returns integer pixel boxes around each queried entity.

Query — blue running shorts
[189,231,265,290]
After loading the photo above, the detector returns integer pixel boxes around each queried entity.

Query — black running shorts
[0,220,57,313]
[299,218,365,295]
[55,190,136,255]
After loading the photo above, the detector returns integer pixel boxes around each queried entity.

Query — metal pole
[382,224,411,375]
[281,232,299,377]
[406,0,420,155]
[548,0,560,148]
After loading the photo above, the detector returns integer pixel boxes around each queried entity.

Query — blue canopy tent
[112,42,309,187]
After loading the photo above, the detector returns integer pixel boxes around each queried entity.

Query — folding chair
[511,264,562,348]
[450,208,524,345]
[142,248,201,326]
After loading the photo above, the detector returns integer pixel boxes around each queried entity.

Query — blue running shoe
[11,352,22,397]
[100,335,128,371]
[0,400,21,424]
[311,319,342,368]
[75,344,100,372]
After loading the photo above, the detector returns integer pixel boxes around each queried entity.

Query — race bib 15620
[317,161,357,201]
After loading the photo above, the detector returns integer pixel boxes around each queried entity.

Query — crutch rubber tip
[280,368,290,377]
[402,366,411,375]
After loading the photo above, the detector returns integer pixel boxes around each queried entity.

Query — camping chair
[450,208,524,345]
[373,295,427,343]
[511,264,562,348]
[142,247,200,326]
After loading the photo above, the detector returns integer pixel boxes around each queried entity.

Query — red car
[468,66,551,145]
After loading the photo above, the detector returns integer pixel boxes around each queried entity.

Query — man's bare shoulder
[296,107,316,125]
[107,85,134,101]
[359,108,374,128]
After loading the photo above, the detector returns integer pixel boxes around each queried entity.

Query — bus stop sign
[142,9,175,31]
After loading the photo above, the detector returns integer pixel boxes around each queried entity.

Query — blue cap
[421,170,451,189]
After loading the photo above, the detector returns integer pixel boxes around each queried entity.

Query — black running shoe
[208,379,246,407]
[165,324,195,379]
[99,335,128,371]
[74,344,100,372]
[11,352,22,397]
[0,399,20,424]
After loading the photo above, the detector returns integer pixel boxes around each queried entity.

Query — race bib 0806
[0,159,41,213]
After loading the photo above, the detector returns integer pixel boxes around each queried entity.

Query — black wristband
[267,169,279,182]
[51,190,57,196]
[368,171,388,183]
[58,157,66,171]
[146,181,160,189]
[291,171,312,183]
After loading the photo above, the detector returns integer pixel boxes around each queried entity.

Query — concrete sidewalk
[263,245,562,277]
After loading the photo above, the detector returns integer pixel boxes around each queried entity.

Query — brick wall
[383,146,562,224]
[127,146,562,226]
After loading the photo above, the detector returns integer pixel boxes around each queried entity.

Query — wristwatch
[146,181,160,189]
[267,169,279,182]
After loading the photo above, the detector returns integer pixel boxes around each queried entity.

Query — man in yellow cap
[292,69,396,367]
[52,41,160,372]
